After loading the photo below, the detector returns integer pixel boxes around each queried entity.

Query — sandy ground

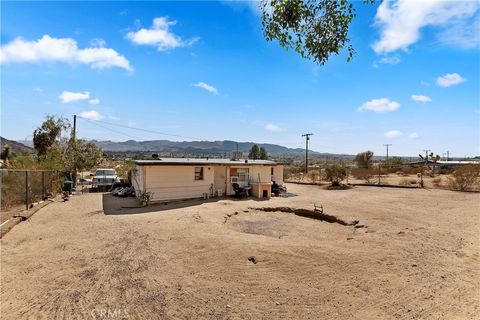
[1,183,479,319]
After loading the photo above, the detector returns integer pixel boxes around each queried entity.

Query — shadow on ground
[102,193,285,215]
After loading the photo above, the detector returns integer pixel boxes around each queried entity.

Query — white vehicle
[92,169,119,189]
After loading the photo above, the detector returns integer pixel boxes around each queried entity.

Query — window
[237,168,249,182]
[195,167,204,180]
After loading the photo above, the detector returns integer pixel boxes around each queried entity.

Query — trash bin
[63,181,74,194]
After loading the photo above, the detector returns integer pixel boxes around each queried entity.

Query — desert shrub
[447,165,480,191]
[400,178,417,186]
[431,177,442,188]
[351,167,374,184]
[116,160,136,180]
[438,167,454,175]
[402,166,423,175]
[324,162,347,186]
[137,190,154,206]
[307,169,321,183]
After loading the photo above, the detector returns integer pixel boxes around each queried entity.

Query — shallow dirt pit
[226,211,290,238]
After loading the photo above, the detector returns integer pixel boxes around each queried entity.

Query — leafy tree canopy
[249,144,260,160]
[33,115,70,156]
[259,147,268,160]
[262,0,373,65]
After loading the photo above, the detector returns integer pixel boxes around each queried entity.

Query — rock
[248,256,257,264]
[226,304,231,308]
[347,237,353,240]
[411,264,418,267]
[275,301,280,305]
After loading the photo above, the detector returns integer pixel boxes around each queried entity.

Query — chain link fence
[1,169,63,213]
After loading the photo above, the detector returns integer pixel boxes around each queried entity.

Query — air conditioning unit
[230,176,239,183]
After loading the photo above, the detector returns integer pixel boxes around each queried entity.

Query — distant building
[132,158,284,202]
[405,160,479,169]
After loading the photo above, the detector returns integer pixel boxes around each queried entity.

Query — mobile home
[132,158,284,202]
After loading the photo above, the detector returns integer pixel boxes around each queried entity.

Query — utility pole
[73,114,77,140]
[446,151,450,161]
[302,133,313,174]
[383,144,392,162]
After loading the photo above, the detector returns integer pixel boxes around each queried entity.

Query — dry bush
[400,178,417,186]
[447,165,480,191]
[351,167,374,184]
[431,177,442,188]
[402,167,423,175]
[324,163,346,186]
[307,170,321,183]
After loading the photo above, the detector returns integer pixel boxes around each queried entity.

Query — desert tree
[419,152,440,176]
[354,150,374,168]
[33,115,70,157]
[1,144,11,161]
[259,147,268,160]
[249,144,260,160]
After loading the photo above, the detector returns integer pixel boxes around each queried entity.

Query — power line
[83,118,142,140]
[78,117,203,141]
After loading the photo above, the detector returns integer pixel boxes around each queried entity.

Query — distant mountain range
[91,139,327,157]
[12,138,351,158]
[1,137,33,154]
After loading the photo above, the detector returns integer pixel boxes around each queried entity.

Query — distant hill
[1,137,33,154]
[14,138,352,158]
[90,139,333,157]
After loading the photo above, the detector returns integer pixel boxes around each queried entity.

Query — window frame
[194,167,204,181]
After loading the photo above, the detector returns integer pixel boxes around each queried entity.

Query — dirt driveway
[1,184,479,319]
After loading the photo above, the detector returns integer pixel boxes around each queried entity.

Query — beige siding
[213,166,227,196]
[145,165,214,201]
[132,164,144,194]
[272,165,284,184]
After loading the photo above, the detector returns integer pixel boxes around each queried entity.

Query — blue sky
[1,1,479,156]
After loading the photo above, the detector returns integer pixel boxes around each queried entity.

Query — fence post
[378,165,381,185]
[42,171,45,200]
[25,171,29,210]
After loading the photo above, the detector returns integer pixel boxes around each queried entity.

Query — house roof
[134,158,279,166]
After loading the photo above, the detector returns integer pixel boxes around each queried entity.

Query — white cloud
[79,110,103,120]
[126,17,198,51]
[358,98,400,113]
[193,82,218,95]
[59,91,90,103]
[127,121,136,127]
[34,87,43,93]
[385,130,403,138]
[373,0,479,54]
[0,35,132,71]
[409,132,419,139]
[379,55,401,65]
[411,94,432,103]
[437,13,480,49]
[88,98,100,105]
[436,73,467,87]
[264,123,282,132]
